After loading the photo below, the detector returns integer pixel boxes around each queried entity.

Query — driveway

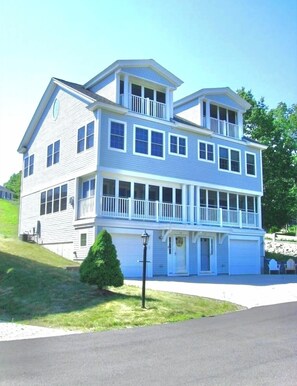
[125,274,297,308]
[1,303,297,385]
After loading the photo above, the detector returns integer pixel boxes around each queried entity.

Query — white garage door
[229,239,260,274]
[111,234,152,278]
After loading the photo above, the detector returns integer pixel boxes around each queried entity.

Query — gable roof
[174,87,251,111]
[84,59,183,89]
[17,78,126,153]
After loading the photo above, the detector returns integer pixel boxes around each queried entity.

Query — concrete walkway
[125,274,297,308]
[0,322,82,342]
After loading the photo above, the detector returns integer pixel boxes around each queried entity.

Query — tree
[4,171,21,199]
[238,88,297,230]
[79,230,124,290]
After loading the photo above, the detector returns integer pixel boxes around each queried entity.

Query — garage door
[229,239,260,274]
[111,234,152,278]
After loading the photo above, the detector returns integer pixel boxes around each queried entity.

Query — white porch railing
[203,117,240,139]
[97,196,259,228]
[78,197,95,219]
[120,93,166,119]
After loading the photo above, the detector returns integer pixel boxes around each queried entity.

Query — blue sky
[0,0,296,184]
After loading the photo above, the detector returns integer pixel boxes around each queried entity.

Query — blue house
[18,60,266,276]
[0,185,14,200]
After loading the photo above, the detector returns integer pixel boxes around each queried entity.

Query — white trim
[245,151,257,178]
[197,235,217,275]
[168,133,188,158]
[218,145,241,175]
[198,140,215,163]
[167,233,189,276]
[108,118,127,153]
[133,124,165,160]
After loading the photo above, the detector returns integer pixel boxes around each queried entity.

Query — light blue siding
[153,231,168,276]
[99,112,262,193]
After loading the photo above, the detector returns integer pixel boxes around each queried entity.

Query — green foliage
[4,171,21,199]
[238,88,297,230]
[0,199,19,238]
[80,230,124,289]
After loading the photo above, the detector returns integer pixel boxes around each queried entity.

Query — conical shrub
[79,230,124,289]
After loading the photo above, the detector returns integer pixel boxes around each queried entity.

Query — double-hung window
[134,126,164,159]
[169,134,187,157]
[77,121,94,153]
[47,140,60,167]
[24,154,34,177]
[219,146,240,173]
[109,120,126,151]
[198,141,214,162]
[246,152,256,176]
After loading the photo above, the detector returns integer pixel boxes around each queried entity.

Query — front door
[168,236,188,275]
[199,237,215,274]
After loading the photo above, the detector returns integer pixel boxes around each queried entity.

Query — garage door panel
[112,234,152,278]
[230,239,260,275]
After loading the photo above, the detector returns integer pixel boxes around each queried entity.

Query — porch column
[182,184,187,223]
[206,100,210,129]
[257,196,262,228]
[166,88,171,120]
[189,185,195,224]
[238,112,243,139]
[123,74,129,108]
[196,186,200,224]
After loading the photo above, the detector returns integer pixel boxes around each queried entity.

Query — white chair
[285,258,296,274]
[268,259,280,274]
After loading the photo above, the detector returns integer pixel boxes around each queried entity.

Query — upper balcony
[174,88,250,141]
[119,80,169,120]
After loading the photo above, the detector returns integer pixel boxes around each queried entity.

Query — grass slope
[0,199,239,331]
[0,199,19,238]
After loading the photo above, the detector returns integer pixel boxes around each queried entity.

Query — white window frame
[133,124,165,160]
[169,133,188,158]
[108,119,127,153]
[218,145,241,174]
[198,140,215,163]
[245,151,257,177]
[79,231,88,248]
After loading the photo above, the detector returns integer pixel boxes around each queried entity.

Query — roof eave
[87,101,128,114]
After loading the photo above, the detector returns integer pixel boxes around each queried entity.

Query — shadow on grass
[0,249,143,323]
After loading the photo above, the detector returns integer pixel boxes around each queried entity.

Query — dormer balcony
[204,117,240,139]
[120,94,166,120]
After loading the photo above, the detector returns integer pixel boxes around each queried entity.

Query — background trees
[4,171,21,199]
[238,88,297,231]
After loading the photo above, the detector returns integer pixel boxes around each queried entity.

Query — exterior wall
[90,73,117,102]
[206,94,243,111]
[21,88,97,197]
[99,111,262,193]
[174,99,201,125]
[153,231,167,276]
[217,236,229,274]
[73,226,95,259]
[19,178,76,259]
[189,239,198,275]
[0,187,14,200]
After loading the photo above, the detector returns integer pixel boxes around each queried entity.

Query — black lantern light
[141,230,150,308]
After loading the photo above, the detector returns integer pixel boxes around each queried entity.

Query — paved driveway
[125,274,297,308]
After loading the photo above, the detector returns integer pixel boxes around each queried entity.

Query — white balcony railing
[203,117,240,139]
[78,197,95,219]
[120,93,166,119]
[96,196,259,229]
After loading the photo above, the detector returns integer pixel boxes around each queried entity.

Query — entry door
[168,236,187,275]
[175,237,186,274]
[199,238,215,274]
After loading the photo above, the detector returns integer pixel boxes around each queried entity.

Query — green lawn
[0,199,19,238]
[0,199,240,331]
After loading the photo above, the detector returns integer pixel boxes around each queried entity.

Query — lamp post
[141,230,150,308]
